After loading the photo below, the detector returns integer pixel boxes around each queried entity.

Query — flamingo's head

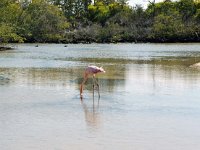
[99,66,106,73]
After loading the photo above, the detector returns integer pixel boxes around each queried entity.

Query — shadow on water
[0,66,127,93]
[1,62,200,91]
[56,56,200,66]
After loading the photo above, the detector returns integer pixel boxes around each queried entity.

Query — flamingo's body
[80,66,105,98]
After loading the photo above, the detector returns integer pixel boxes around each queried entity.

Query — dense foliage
[0,0,200,44]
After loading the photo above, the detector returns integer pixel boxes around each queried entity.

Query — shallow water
[1,43,200,150]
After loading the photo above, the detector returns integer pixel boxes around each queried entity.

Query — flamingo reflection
[81,96,101,128]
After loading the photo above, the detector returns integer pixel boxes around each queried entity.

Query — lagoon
[0,43,200,150]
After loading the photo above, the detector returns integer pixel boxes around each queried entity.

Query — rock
[190,62,200,68]
[0,46,13,51]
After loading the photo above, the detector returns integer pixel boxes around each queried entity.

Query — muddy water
[0,43,200,150]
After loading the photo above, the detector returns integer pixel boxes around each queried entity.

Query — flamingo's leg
[93,75,100,98]
[92,75,95,91]
[92,76,95,98]
[80,73,88,98]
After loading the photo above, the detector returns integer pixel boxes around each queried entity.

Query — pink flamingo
[80,66,105,98]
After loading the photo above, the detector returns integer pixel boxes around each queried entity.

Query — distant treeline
[0,0,200,44]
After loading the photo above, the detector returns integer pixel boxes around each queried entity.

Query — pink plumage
[85,66,106,74]
[80,65,105,98]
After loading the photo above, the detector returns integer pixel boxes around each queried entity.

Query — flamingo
[80,66,105,98]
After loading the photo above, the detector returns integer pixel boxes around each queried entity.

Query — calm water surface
[1,43,200,150]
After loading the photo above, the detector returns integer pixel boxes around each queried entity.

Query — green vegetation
[0,0,200,44]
